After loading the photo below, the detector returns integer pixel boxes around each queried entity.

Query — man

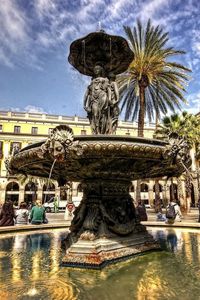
[166,199,182,224]
[53,196,59,213]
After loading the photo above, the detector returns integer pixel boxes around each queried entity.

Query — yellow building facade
[0,110,198,209]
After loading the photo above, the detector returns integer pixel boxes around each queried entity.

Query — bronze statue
[68,31,134,135]
[83,65,121,134]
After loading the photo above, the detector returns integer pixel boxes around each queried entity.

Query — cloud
[185,91,200,114]
[0,0,200,74]
[0,105,48,114]
[0,0,30,64]
[23,105,48,113]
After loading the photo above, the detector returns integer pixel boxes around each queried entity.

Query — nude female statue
[84,65,111,134]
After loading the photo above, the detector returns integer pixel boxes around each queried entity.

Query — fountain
[9,30,191,268]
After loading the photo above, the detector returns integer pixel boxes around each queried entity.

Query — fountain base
[62,232,160,269]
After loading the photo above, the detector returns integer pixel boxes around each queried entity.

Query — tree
[156,112,200,211]
[117,19,191,137]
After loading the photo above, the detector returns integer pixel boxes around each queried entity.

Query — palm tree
[156,112,200,211]
[117,19,191,137]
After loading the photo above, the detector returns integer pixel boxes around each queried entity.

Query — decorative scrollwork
[163,133,191,168]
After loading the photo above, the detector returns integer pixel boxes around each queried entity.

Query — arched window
[6,182,19,204]
[153,184,163,192]
[60,186,67,200]
[129,184,135,192]
[77,184,83,193]
[170,183,178,201]
[6,182,19,191]
[25,182,38,192]
[24,182,38,204]
[43,183,55,203]
[140,183,148,192]
[43,183,55,191]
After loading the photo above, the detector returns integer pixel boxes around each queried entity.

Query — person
[30,200,46,225]
[15,202,29,225]
[136,201,148,221]
[0,200,15,226]
[156,212,166,222]
[165,199,182,224]
[53,196,59,213]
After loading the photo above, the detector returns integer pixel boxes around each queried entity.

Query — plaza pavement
[0,208,200,234]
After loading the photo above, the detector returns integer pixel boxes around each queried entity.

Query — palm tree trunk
[136,179,141,204]
[138,86,145,137]
[136,86,145,204]
[185,175,191,213]
[170,177,175,201]
[177,176,185,212]
[154,178,162,213]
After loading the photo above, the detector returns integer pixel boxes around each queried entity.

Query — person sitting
[0,200,15,226]
[156,212,166,222]
[30,200,46,225]
[166,199,182,224]
[15,202,29,225]
[136,201,148,221]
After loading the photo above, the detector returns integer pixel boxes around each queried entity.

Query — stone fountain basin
[9,135,185,183]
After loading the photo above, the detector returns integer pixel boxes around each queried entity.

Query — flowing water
[0,227,200,300]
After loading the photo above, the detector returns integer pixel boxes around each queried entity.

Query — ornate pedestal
[62,180,160,268]
[62,233,159,269]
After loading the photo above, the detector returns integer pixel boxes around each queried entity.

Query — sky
[0,0,200,119]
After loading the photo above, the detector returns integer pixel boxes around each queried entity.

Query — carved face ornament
[49,140,65,162]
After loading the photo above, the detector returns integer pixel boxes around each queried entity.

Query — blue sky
[0,0,200,118]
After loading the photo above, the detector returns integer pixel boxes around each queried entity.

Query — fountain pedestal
[62,178,160,268]
[62,232,159,268]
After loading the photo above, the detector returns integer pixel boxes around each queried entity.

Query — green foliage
[117,19,191,131]
[155,111,200,149]
[16,174,56,188]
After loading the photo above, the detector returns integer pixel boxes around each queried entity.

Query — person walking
[53,196,59,213]
[0,200,15,226]
[30,200,46,225]
[136,201,148,221]
[166,199,182,224]
[15,202,29,225]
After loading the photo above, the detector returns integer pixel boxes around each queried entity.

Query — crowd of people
[0,197,195,227]
[0,199,48,227]
[135,199,183,224]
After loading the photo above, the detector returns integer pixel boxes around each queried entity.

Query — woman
[136,201,148,221]
[0,200,15,226]
[30,200,46,225]
[15,202,29,225]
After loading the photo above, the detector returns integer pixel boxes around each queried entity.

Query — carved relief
[163,133,191,169]
[41,125,83,161]
[70,180,146,240]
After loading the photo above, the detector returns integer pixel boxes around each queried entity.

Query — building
[0,110,199,209]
